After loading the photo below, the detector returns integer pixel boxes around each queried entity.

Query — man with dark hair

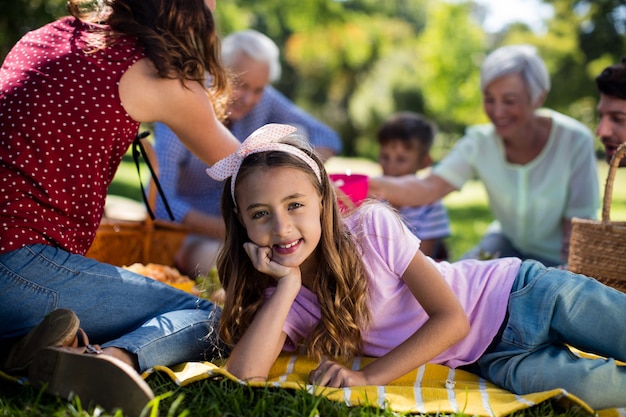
[596,58,626,167]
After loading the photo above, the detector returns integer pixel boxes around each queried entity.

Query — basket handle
[602,142,626,223]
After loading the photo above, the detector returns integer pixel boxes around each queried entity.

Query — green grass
[0,372,414,416]
[0,371,587,417]
[1,156,623,416]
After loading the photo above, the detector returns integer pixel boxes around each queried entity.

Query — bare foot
[101,347,140,372]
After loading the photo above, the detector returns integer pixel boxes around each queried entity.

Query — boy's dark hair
[377,112,436,154]
[596,57,626,100]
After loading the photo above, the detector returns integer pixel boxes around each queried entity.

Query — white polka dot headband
[206,123,323,206]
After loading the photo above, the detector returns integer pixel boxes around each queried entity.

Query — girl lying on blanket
[206,123,626,411]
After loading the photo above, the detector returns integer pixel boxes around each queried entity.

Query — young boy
[377,112,451,259]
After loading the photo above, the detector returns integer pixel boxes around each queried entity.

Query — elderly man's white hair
[480,44,550,105]
[221,29,282,83]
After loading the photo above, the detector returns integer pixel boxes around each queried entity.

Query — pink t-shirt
[278,203,520,368]
[0,17,144,254]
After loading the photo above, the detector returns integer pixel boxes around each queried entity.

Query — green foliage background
[2,0,626,160]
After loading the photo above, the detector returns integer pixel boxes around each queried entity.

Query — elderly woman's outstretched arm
[368,174,456,208]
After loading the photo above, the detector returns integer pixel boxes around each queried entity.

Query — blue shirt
[153,86,342,221]
[399,201,451,241]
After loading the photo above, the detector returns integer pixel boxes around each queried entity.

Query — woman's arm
[368,174,456,208]
[310,251,469,387]
[119,58,240,165]
[265,87,342,161]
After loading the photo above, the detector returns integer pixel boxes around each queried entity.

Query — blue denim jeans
[0,244,225,372]
[469,260,626,410]
[461,232,560,267]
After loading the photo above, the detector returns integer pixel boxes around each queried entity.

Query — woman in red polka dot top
[0,0,240,412]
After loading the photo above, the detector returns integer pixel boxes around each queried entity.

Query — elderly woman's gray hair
[221,30,282,83]
[480,44,550,105]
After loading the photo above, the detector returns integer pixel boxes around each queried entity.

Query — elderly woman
[369,44,599,266]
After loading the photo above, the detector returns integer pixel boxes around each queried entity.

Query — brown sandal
[29,346,154,417]
[3,309,80,374]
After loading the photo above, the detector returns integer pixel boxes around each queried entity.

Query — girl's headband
[206,123,323,205]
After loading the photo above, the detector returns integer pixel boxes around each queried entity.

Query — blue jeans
[0,244,225,372]
[469,260,626,410]
[461,232,560,267]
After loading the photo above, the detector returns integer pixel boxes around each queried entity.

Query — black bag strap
[131,131,175,221]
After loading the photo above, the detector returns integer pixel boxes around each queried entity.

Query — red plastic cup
[329,173,369,211]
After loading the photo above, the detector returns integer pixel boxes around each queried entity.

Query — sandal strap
[85,344,103,354]
[74,328,102,354]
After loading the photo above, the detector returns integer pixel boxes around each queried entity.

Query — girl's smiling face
[235,166,323,271]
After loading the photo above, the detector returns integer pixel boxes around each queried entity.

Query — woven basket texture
[85,138,188,267]
[568,143,626,292]
[85,218,187,267]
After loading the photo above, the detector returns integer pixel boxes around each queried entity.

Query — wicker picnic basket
[567,142,626,291]
[86,217,188,267]
[85,134,188,267]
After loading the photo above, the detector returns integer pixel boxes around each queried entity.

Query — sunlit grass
[0,369,587,417]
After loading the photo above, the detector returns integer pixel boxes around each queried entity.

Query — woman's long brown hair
[216,138,371,361]
[67,0,230,118]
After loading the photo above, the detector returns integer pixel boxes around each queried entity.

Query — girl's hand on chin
[243,242,299,282]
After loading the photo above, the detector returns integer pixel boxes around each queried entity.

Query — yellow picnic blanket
[143,354,624,417]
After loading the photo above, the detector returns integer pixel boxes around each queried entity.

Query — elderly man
[596,58,626,167]
[153,30,342,277]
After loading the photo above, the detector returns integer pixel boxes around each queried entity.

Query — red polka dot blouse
[0,16,145,255]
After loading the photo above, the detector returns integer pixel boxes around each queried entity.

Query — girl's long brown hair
[67,0,230,119]
[217,138,371,361]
